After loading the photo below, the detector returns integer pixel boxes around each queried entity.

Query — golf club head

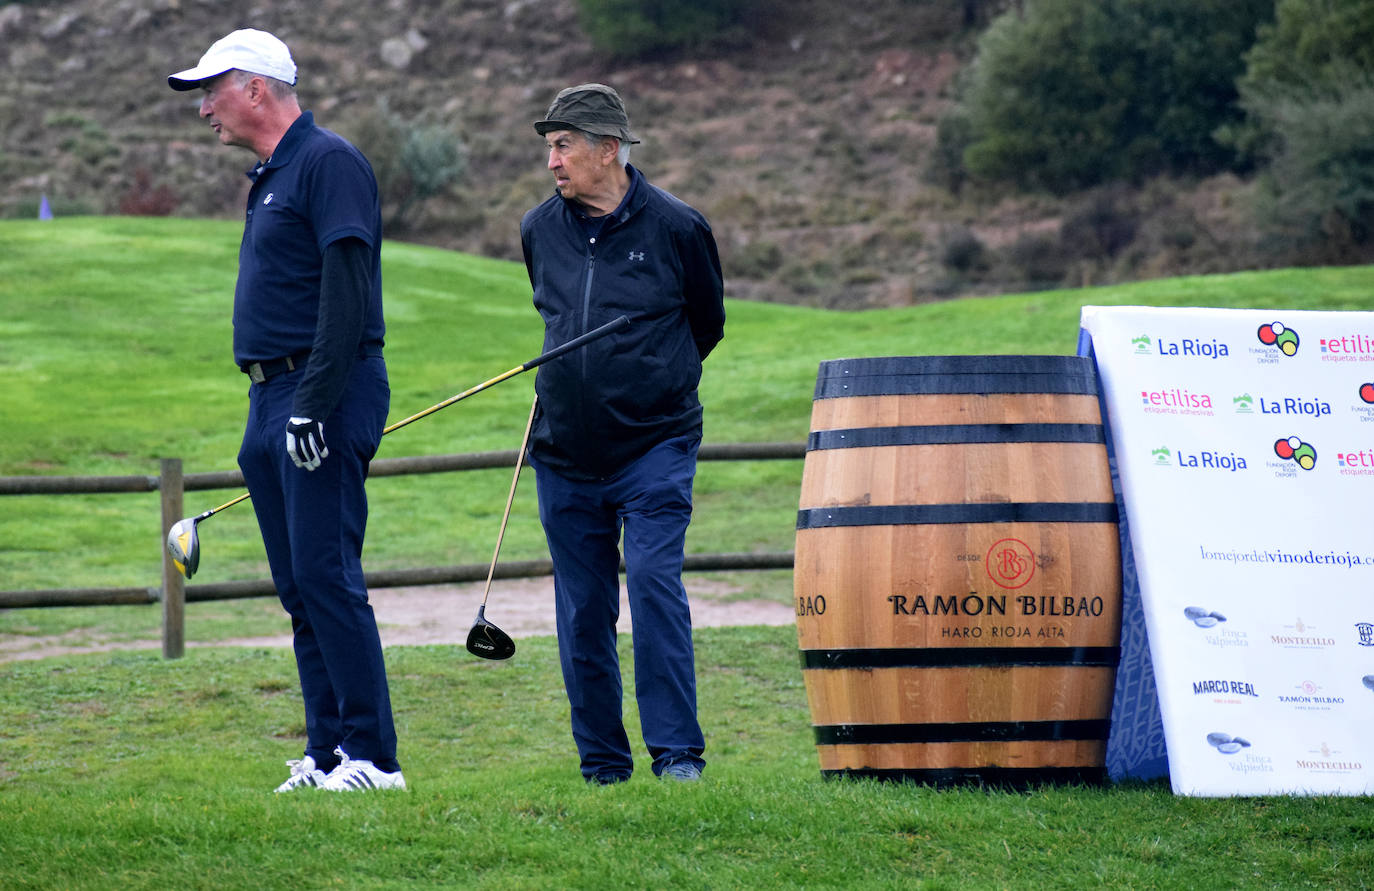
[466,606,515,660]
[166,517,201,579]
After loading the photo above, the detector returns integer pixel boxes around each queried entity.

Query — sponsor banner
[1080,306,1374,796]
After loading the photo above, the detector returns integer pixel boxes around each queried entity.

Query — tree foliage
[1238,0,1374,93]
[573,0,762,57]
[957,0,1271,194]
[1237,0,1374,252]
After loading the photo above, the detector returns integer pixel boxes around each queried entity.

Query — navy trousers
[237,356,399,772]
[531,433,706,780]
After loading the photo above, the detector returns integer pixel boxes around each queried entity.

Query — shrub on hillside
[1222,0,1374,162]
[117,168,179,216]
[1059,185,1140,262]
[957,0,1270,194]
[1251,77,1374,257]
[1232,0,1374,257]
[573,0,764,56]
[1000,232,1071,289]
[345,101,466,233]
[940,226,988,273]
[728,239,784,279]
[925,107,973,195]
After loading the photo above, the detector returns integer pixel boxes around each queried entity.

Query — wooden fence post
[160,458,185,659]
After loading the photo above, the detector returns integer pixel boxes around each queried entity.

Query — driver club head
[466,605,515,660]
[166,516,201,579]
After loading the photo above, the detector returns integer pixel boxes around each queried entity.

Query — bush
[345,101,467,233]
[925,107,973,194]
[1001,232,1071,288]
[1059,185,1140,261]
[940,226,987,273]
[958,0,1271,193]
[728,239,784,279]
[1233,0,1374,254]
[117,168,179,216]
[1252,76,1374,253]
[573,0,765,57]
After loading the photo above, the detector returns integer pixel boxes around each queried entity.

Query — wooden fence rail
[0,442,804,658]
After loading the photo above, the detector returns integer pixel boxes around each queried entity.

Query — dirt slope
[0,0,1254,305]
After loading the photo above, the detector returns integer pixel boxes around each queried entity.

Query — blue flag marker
[38,193,53,220]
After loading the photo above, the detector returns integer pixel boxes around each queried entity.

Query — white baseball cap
[168,28,297,91]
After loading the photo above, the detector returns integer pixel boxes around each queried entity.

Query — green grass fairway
[2,219,1373,888]
[4,217,1373,596]
[3,628,1373,890]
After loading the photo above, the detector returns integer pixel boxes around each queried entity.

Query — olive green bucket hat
[533,83,641,144]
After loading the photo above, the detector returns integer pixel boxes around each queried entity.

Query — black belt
[241,351,311,384]
[240,346,383,384]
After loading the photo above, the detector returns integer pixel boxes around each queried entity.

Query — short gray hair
[578,129,631,166]
[232,68,296,100]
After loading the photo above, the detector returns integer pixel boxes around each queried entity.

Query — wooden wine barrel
[794,355,1122,787]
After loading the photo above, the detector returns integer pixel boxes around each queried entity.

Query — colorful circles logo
[1257,321,1300,356]
[985,538,1036,589]
[1274,436,1318,470]
[1360,383,1374,405]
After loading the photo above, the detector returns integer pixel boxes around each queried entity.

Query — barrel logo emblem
[986,538,1035,589]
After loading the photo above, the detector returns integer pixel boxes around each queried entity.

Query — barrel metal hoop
[813,719,1111,745]
[799,646,1121,669]
[813,356,1100,399]
[807,423,1106,451]
[796,502,1119,529]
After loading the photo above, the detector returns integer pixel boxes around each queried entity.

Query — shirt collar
[245,111,315,180]
[566,163,642,223]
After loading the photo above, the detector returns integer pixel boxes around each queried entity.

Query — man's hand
[286,417,329,471]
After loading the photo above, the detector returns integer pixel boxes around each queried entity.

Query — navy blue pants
[532,433,706,781]
[237,357,399,773]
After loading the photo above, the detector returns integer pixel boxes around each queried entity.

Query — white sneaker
[274,755,327,793]
[320,746,406,791]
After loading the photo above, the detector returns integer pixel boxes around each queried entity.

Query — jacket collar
[562,162,645,225]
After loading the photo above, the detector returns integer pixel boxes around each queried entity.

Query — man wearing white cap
[168,29,404,793]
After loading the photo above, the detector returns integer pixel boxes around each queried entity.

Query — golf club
[167,315,629,578]
[465,395,537,661]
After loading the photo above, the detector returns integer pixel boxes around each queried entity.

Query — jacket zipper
[582,236,597,380]
[576,236,597,433]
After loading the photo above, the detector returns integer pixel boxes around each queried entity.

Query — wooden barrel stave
[803,666,1118,725]
[815,741,1109,772]
[799,442,1116,508]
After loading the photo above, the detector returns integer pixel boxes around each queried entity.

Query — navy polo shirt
[233,111,385,365]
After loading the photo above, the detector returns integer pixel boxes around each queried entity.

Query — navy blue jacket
[521,165,725,479]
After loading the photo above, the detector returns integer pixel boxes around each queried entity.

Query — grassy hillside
[4,217,1374,596]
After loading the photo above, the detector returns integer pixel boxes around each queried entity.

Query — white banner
[1080,306,1374,796]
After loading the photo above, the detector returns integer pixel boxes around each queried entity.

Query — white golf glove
[286,417,329,471]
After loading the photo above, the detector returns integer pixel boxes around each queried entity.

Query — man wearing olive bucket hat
[519,84,726,785]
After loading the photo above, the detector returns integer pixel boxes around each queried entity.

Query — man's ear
[245,74,267,106]
[601,136,621,165]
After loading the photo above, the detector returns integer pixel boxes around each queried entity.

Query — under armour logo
[263,193,275,205]
[628,251,645,261]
